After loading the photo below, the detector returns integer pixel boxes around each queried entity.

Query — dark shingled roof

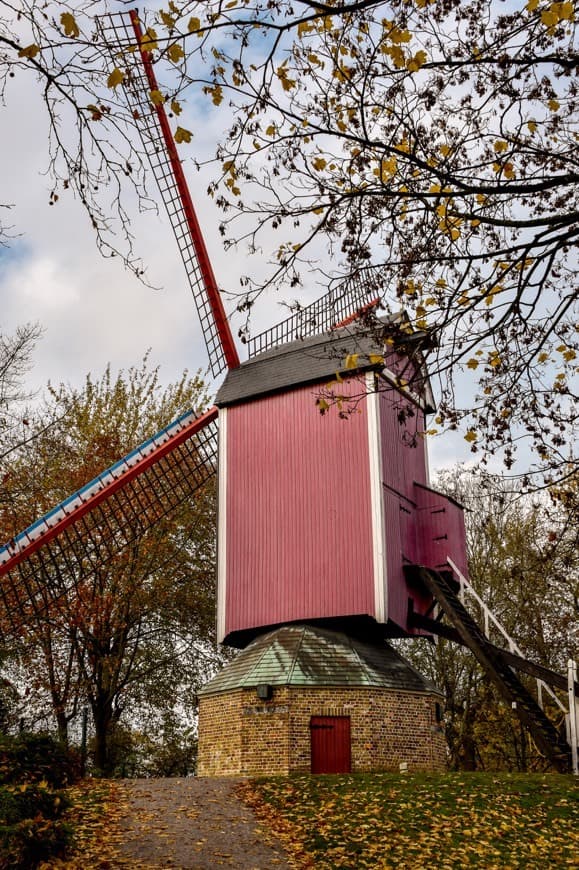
[198,624,441,696]
[216,322,392,407]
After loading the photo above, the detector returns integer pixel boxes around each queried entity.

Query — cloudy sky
[0,11,472,476]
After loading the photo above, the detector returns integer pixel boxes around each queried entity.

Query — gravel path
[114,778,293,869]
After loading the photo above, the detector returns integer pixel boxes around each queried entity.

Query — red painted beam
[332,296,381,330]
[129,9,240,372]
[0,406,218,579]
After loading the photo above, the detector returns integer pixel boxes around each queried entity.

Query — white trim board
[366,372,387,623]
[216,407,228,643]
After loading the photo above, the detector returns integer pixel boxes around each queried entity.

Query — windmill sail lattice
[247,271,381,357]
[97,11,239,377]
[0,409,218,628]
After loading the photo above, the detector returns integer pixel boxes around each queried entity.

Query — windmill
[0,8,576,776]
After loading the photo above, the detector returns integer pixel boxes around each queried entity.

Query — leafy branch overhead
[1,1,578,486]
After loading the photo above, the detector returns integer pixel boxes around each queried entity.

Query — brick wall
[197,685,446,776]
[197,690,243,777]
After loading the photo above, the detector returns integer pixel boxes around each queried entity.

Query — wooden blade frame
[247,269,381,358]
[98,10,239,377]
[0,408,218,628]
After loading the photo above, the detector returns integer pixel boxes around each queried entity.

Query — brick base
[197,685,446,776]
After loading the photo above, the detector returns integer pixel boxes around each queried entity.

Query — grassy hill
[241,772,579,869]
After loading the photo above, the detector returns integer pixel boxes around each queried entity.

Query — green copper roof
[199,624,440,696]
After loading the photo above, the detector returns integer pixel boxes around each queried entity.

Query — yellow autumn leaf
[406,50,427,72]
[210,85,223,106]
[170,99,182,115]
[558,1,575,20]
[526,0,539,9]
[541,9,558,27]
[149,89,165,106]
[174,126,192,144]
[527,120,538,133]
[312,157,327,171]
[18,44,40,59]
[276,62,296,91]
[160,11,176,28]
[440,144,451,157]
[188,17,201,33]
[316,397,330,413]
[466,359,479,370]
[464,430,478,443]
[489,353,502,367]
[345,353,359,369]
[107,68,125,89]
[382,44,406,69]
[476,193,487,204]
[369,353,384,365]
[493,140,508,153]
[389,27,412,44]
[374,155,398,183]
[167,43,185,63]
[141,28,158,52]
[548,99,560,112]
[60,12,80,38]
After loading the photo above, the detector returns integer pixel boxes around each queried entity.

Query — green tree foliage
[0,358,220,774]
[401,467,578,770]
[1,1,576,483]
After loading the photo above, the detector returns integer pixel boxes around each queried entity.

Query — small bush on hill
[0,732,82,787]
[0,734,80,868]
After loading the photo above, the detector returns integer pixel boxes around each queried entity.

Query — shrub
[0,733,82,787]
[0,735,79,868]
[0,783,71,869]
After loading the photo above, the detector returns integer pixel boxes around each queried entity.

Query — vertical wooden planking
[377,366,430,630]
[224,378,375,639]
[414,484,469,578]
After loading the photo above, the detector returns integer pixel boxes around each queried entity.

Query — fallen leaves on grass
[239,772,579,869]
[39,779,132,868]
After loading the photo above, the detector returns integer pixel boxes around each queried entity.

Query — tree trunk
[55,708,69,746]
[92,700,113,775]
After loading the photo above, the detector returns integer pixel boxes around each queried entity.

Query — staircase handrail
[447,557,566,714]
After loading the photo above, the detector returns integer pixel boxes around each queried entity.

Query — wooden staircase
[405,565,572,773]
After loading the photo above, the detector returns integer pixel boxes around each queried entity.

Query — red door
[310,716,351,774]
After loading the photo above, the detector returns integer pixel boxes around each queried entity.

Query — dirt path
[113,778,293,869]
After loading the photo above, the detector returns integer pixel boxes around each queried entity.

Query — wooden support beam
[410,605,578,697]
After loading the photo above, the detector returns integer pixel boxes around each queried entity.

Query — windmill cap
[216,314,433,408]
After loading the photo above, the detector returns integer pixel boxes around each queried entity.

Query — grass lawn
[240,772,579,869]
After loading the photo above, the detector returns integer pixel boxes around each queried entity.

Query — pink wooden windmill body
[216,327,468,647]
